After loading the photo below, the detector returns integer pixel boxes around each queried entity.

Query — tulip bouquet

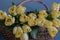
[0,0,60,40]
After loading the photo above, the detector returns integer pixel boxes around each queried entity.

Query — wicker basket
[0,26,54,40]
[0,0,54,40]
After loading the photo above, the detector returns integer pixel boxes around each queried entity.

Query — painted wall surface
[0,0,60,40]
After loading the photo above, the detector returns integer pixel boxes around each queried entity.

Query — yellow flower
[5,15,15,26]
[0,10,7,20]
[20,33,28,40]
[20,13,28,23]
[52,2,59,11]
[27,13,37,26]
[28,13,37,20]
[58,11,60,16]
[22,25,32,33]
[51,11,59,19]
[16,5,26,14]
[48,27,58,38]
[13,27,17,34]
[38,10,47,18]
[9,5,17,16]
[28,17,37,26]
[53,19,60,29]
[13,26,23,38]
[44,20,53,28]
[37,18,46,26]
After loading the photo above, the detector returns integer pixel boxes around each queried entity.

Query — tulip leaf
[46,14,53,21]
[0,20,5,26]
[5,25,15,31]
[12,2,15,5]
[30,26,39,39]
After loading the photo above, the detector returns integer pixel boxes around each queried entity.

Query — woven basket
[0,0,54,40]
[0,26,54,40]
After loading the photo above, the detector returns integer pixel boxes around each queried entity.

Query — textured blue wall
[0,0,60,13]
[0,0,60,40]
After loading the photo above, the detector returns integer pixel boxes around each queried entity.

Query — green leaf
[12,2,15,5]
[5,24,15,31]
[6,26,13,31]
[0,20,5,26]
[46,14,53,21]
[30,26,39,39]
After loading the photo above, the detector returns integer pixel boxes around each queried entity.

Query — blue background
[0,0,60,40]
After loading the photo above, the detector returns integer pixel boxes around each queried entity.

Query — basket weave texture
[0,26,54,40]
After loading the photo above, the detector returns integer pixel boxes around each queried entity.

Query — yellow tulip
[44,20,53,28]
[15,27,23,38]
[13,27,17,34]
[51,11,59,19]
[16,5,26,14]
[52,2,59,11]
[9,5,17,16]
[53,19,60,29]
[37,18,46,27]
[28,13,37,20]
[48,27,58,38]
[22,25,31,33]
[20,13,28,23]
[13,26,23,38]
[58,11,60,16]
[0,10,7,20]
[20,33,29,40]
[27,13,37,26]
[38,10,47,18]
[28,17,37,26]
[5,15,15,26]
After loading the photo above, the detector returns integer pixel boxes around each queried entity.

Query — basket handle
[17,0,49,11]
